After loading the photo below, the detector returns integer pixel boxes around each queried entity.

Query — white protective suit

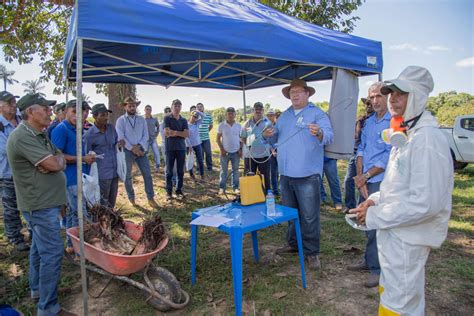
[365,66,454,316]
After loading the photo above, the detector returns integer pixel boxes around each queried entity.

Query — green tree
[22,79,46,96]
[427,91,474,127]
[0,64,19,90]
[260,0,363,33]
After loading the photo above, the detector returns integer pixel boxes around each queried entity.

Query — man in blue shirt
[264,79,333,270]
[52,99,96,250]
[46,102,65,140]
[346,82,391,288]
[116,97,158,208]
[84,103,119,207]
[0,91,29,251]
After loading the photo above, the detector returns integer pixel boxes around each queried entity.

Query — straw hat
[282,79,315,99]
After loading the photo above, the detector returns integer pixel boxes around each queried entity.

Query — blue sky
[1,0,473,114]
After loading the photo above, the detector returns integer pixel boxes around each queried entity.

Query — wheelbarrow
[66,221,190,311]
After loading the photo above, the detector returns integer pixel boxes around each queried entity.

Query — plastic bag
[117,147,127,182]
[185,151,195,171]
[82,162,100,206]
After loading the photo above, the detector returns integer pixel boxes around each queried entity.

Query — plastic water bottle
[266,190,276,217]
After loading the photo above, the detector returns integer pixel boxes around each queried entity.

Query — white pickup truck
[440,114,474,170]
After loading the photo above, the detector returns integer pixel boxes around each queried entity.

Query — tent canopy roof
[64,0,383,90]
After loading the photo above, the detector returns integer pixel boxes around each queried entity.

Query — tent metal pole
[242,76,247,121]
[378,73,383,81]
[76,38,89,316]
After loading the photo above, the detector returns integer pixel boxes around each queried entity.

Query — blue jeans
[320,158,342,205]
[124,149,155,200]
[359,181,381,275]
[0,178,26,245]
[189,145,204,176]
[344,154,358,209]
[22,207,64,316]
[201,139,213,171]
[166,150,186,193]
[66,185,89,248]
[281,174,321,256]
[147,140,161,169]
[219,152,240,190]
[269,155,279,195]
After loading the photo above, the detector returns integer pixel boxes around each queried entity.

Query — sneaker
[154,166,160,173]
[176,190,185,198]
[148,199,159,209]
[218,188,225,195]
[233,188,240,194]
[275,245,298,256]
[364,273,380,288]
[15,241,30,252]
[166,193,173,201]
[190,173,196,180]
[306,255,321,270]
[346,261,369,271]
[129,198,137,206]
[335,204,343,211]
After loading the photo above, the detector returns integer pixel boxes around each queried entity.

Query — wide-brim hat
[361,97,371,105]
[91,103,112,115]
[123,96,141,106]
[282,79,315,99]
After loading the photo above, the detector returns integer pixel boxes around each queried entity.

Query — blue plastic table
[190,202,307,316]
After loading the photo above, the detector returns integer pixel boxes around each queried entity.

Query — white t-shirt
[217,121,242,153]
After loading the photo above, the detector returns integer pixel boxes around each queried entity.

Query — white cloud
[455,57,474,67]
[388,43,419,51]
[427,45,450,52]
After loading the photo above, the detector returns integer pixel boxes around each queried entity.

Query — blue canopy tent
[63,1,383,314]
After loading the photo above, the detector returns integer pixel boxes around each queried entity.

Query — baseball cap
[253,102,264,109]
[54,102,66,112]
[172,99,182,106]
[267,108,276,115]
[66,99,91,110]
[91,103,112,115]
[16,93,56,111]
[380,83,407,96]
[0,91,19,102]
[226,107,236,112]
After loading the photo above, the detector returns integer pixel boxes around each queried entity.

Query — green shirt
[198,112,213,141]
[7,122,67,212]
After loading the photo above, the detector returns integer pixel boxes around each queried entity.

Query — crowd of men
[0,66,454,316]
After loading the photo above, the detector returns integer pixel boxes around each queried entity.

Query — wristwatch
[363,171,371,180]
[315,128,323,137]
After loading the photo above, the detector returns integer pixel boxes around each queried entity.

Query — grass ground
[1,149,473,315]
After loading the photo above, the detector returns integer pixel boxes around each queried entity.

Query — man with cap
[186,109,204,180]
[353,66,453,315]
[264,79,333,270]
[7,93,75,315]
[216,107,242,194]
[52,99,96,251]
[343,97,374,213]
[46,102,66,139]
[241,101,272,191]
[144,104,160,172]
[346,82,391,288]
[163,99,189,200]
[266,108,279,196]
[116,97,158,208]
[0,91,29,251]
[84,103,119,207]
[197,102,214,172]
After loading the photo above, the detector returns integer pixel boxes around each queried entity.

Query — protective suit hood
[383,66,434,122]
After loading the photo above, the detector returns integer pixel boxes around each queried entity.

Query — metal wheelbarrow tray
[66,221,190,311]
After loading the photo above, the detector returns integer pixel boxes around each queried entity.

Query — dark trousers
[200,139,213,171]
[244,157,270,193]
[269,155,279,195]
[166,150,186,193]
[344,154,358,209]
[359,181,381,275]
[0,177,25,244]
[189,145,204,176]
[99,177,119,207]
[281,174,321,256]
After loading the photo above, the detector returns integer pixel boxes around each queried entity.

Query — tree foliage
[260,0,363,33]
[427,91,474,127]
[22,79,45,96]
[0,64,19,90]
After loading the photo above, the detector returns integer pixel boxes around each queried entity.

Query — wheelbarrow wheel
[143,264,184,312]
